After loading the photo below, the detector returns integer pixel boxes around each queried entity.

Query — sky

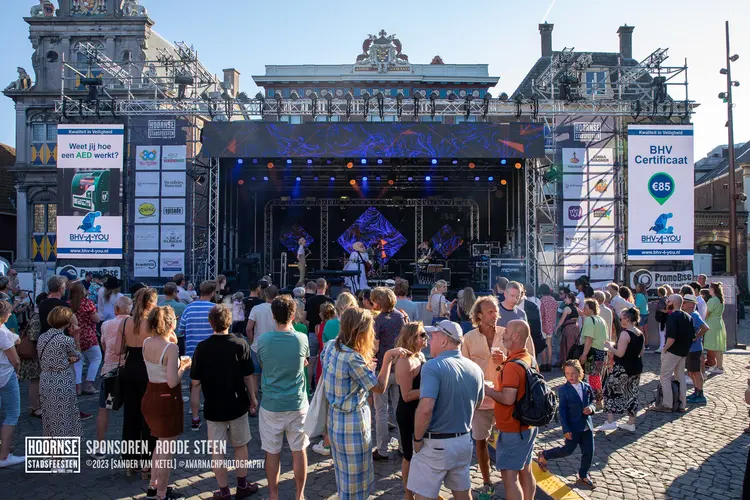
[0,0,748,158]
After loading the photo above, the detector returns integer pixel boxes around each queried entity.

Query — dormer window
[585,71,608,96]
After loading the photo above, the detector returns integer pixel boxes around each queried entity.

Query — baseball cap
[425,320,464,343]
[683,294,697,303]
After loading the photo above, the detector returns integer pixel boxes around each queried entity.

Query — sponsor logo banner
[590,231,615,254]
[630,269,694,291]
[562,174,586,200]
[134,252,159,278]
[563,201,588,227]
[147,120,176,139]
[57,125,124,170]
[562,148,586,174]
[160,252,185,278]
[160,198,186,224]
[586,147,614,173]
[161,145,187,170]
[563,254,588,281]
[627,125,694,260]
[56,266,121,280]
[588,173,615,199]
[57,213,123,258]
[160,225,186,251]
[161,171,186,197]
[134,225,159,251]
[590,254,615,281]
[135,172,160,197]
[134,198,159,224]
[589,200,615,229]
[563,230,588,256]
[135,146,160,171]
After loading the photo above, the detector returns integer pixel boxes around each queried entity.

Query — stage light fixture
[425,176,431,181]
[237,159,243,164]
[501,159,507,165]
[388,179,395,186]
[267,162,274,169]
[238,180,244,185]
[442,176,448,181]
[251,176,256,181]
[349,179,356,185]
[375,176,381,181]
[468,162,476,169]
[377,159,383,165]
[431,159,438,165]
[474,176,480,181]
[488,176,494,181]
[286,159,292,165]
[263,176,269,181]
[361,159,367,165]
[452,159,458,165]
[730,54,740,62]
[313,176,319,181]
[330,176,336,181]
[515,162,523,169]
[307,159,313,165]
[296,176,301,182]
[407,176,413,182]
[253,159,258,164]
[346,162,354,169]
[500,179,507,185]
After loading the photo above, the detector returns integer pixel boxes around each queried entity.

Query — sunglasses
[419,332,429,339]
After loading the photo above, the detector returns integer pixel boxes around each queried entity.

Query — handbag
[566,317,595,365]
[303,376,329,439]
[103,318,128,411]
[17,315,40,360]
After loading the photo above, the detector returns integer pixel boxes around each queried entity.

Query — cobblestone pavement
[2,323,750,499]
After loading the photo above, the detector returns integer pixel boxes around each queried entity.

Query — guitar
[358,251,372,273]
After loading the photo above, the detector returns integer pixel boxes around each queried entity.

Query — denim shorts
[495,427,539,471]
[250,349,262,375]
[0,375,21,426]
[308,332,320,358]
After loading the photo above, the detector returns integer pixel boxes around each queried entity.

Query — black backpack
[510,359,558,427]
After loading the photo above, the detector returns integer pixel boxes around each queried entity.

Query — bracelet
[412,435,423,442]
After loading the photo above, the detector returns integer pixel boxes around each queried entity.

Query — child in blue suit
[537,359,597,489]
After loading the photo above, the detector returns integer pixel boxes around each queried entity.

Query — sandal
[536,451,549,472]
[576,476,596,489]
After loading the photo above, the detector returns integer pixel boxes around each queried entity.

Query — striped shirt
[178,299,215,357]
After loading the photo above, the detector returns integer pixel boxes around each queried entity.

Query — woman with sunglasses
[394,322,428,500]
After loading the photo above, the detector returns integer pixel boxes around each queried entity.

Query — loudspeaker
[411,284,431,301]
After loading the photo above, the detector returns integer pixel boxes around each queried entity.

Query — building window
[46,51,59,63]
[290,115,302,124]
[32,124,57,144]
[122,50,132,63]
[33,203,56,234]
[586,71,608,96]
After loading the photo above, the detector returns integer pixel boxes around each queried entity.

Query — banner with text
[57,125,124,259]
[627,125,694,260]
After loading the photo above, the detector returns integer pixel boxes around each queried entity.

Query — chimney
[617,25,635,60]
[222,68,241,97]
[539,23,554,58]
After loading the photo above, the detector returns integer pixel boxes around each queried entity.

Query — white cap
[425,320,464,343]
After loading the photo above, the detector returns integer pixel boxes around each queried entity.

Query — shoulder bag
[17,314,40,360]
[102,318,128,411]
[566,316,595,365]
[304,342,330,439]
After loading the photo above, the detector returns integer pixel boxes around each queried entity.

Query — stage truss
[50,40,694,285]
[262,198,480,277]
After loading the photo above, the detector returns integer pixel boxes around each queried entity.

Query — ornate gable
[354,30,411,73]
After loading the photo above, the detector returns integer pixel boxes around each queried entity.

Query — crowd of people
[0,268,734,500]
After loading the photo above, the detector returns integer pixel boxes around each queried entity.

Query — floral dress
[71,297,98,351]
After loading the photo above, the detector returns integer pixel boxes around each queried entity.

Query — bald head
[668,294,683,309]
[506,319,531,351]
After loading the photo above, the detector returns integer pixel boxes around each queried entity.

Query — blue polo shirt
[419,349,484,434]
[689,311,707,352]
[178,299,216,357]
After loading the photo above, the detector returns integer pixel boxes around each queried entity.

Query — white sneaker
[617,423,636,432]
[595,421,618,432]
[0,454,26,468]
[312,440,331,456]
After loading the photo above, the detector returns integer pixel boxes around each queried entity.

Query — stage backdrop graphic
[57,124,124,259]
[627,125,694,261]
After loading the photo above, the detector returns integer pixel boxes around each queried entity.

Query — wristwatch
[413,435,423,442]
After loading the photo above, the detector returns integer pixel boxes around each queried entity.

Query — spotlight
[346,162,354,169]
[286,159,292,165]
[326,160,332,165]
[488,176,494,181]
[501,159,507,165]
[720,68,728,75]
[468,162,476,169]
[377,159,383,165]
[296,176,301,182]
[237,159,243,165]
[443,176,449,181]
[361,159,367,165]
[361,176,369,181]
[474,176,480,181]
[195,175,206,185]
[349,179,356,185]
[263,176,269,181]
[388,179,394,185]
[313,176,319,181]
[515,162,523,169]
[307,159,313,165]
[425,176,431,181]
[238,179,244,185]
[267,162,274,169]
[330,176,336,181]
[407,176,413,182]
[730,54,740,62]
[251,176,256,181]
[431,159,438,165]
[375,176,381,181]
[253,159,258,164]
[500,179,508,185]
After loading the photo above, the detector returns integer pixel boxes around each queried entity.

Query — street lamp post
[720,21,740,278]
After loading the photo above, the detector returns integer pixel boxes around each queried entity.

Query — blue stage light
[377,159,383,165]
[237,159,243,164]
[286,159,292,165]
[362,176,368,181]
[443,176,449,181]
[425,176,431,181]
[296,176,301,182]
[313,176,319,181]
[251,176,256,181]
[407,176,413,182]
[361,158,367,165]
[307,159,313,165]
[501,159,507,165]
[474,176,480,181]
[252,159,258,164]
[452,160,458,165]
[376,176,381,181]
[488,176,494,181]
[330,176,336,181]
[263,176,269,181]
[431,159,437,165]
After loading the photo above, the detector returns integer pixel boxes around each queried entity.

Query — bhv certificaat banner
[57,124,124,259]
[627,125,694,261]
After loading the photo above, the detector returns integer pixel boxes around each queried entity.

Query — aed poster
[56,124,124,259]
[627,125,694,260]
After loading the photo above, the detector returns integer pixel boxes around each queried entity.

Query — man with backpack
[651,294,693,413]
[486,320,554,500]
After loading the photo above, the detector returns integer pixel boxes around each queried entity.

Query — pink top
[540,296,558,335]
[100,315,128,376]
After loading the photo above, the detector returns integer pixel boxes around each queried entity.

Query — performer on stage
[344,241,370,291]
[417,240,433,263]
[297,237,308,283]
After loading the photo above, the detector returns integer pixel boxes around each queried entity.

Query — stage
[200,121,546,290]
